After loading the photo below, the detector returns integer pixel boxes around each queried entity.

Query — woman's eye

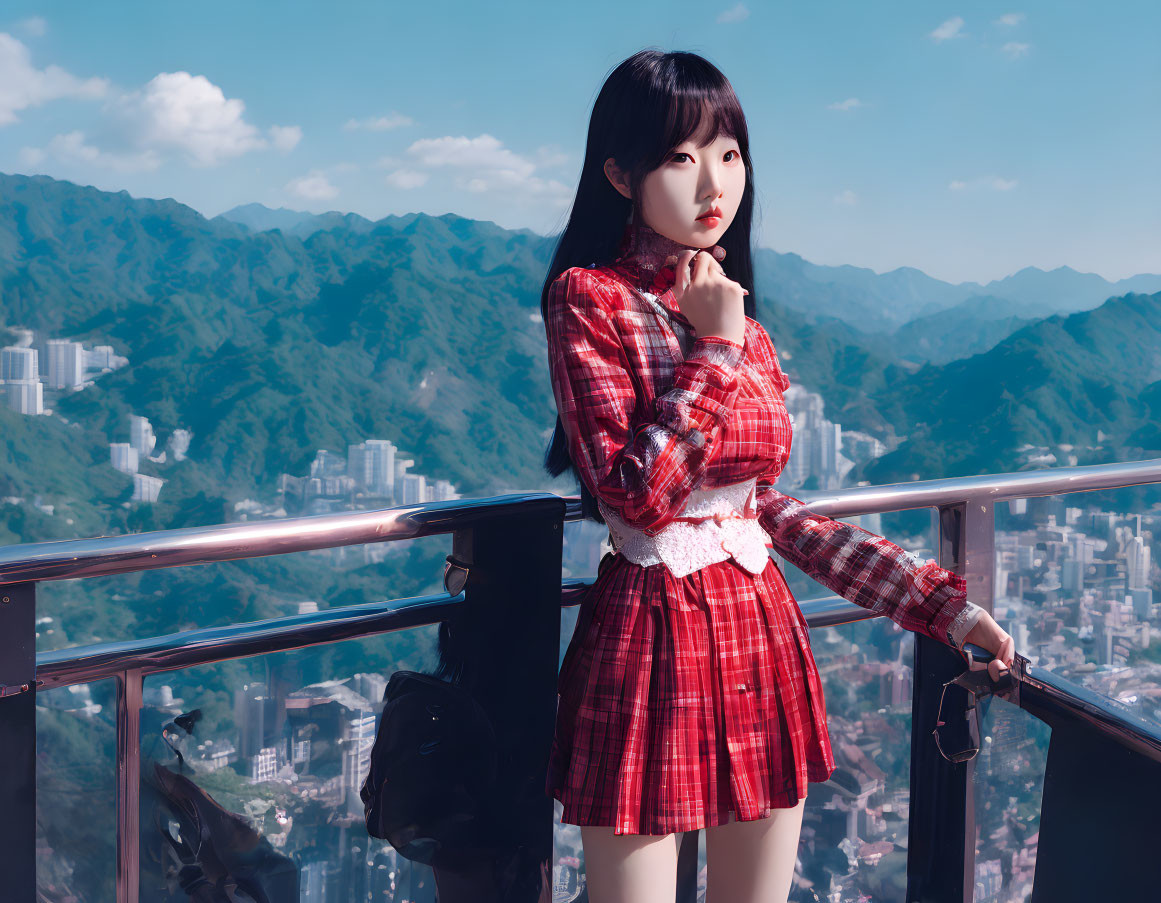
[672,150,739,163]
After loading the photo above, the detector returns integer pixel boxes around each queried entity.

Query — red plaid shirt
[543,221,974,835]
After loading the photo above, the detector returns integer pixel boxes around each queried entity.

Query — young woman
[540,49,1016,903]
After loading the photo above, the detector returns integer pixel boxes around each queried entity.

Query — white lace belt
[598,477,773,578]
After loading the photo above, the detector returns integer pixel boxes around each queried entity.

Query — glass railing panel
[35,678,118,903]
[996,486,1161,730]
[136,627,442,902]
[787,616,922,901]
[32,532,453,654]
[552,516,603,899]
[968,691,1049,902]
[557,517,608,668]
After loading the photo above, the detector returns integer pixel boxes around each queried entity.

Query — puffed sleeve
[755,481,985,656]
[545,266,745,535]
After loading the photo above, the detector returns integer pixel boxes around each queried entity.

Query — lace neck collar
[609,219,702,297]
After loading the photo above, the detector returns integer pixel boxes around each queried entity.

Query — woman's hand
[663,245,748,346]
[963,609,1016,681]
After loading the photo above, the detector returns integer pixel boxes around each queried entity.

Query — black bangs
[662,77,749,160]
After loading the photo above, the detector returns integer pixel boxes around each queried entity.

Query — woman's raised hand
[664,246,748,346]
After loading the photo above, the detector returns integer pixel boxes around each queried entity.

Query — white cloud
[716,3,749,24]
[22,70,302,172]
[372,134,574,206]
[27,130,159,173]
[994,13,1025,26]
[286,170,339,201]
[408,134,531,172]
[413,133,557,190]
[385,168,428,189]
[0,32,109,126]
[1001,41,1031,58]
[343,112,414,131]
[833,189,857,206]
[827,98,864,112]
[268,124,302,152]
[929,17,966,42]
[948,176,1018,191]
[533,145,571,168]
[118,71,273,167]
[17,16,47,37]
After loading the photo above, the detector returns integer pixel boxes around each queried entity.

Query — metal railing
[3,458,1161,902]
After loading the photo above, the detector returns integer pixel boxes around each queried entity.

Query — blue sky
[1,1,1157,284]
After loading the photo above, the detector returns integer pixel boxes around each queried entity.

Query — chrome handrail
[771,457,1161,516]
[2,458,1158,586]
[4,457,1160,903]
[0,491,566,585]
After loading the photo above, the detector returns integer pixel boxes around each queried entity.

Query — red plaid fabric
[543,221,972,835]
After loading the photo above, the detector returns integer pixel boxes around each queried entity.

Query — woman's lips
[696,215,721,227]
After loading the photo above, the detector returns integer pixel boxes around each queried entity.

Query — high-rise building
[132,473,165,502]
[129,414,157,456]
[399,472,427,505]
[46,340,84,389]
[430,478,460,501]
[782,385,846,488]
[4,379,43,415]
[347,439,396,498]
[110,443,139,474]
[0,346,38,380]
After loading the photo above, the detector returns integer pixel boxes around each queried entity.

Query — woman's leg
[580,825,679,903]
[704,798,806,903]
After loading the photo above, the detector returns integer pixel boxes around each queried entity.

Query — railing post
[906,500,990,902]
[0,580,36,902]
[115,668,142,903]
[443,497,566,902]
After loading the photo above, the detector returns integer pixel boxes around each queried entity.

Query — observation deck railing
[2,458,1160,902]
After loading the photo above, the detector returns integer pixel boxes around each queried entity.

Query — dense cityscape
[15,314,1156,901]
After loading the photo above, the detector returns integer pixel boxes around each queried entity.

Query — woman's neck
[612,220,701,292]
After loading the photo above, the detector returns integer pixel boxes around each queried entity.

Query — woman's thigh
[580,825,679,903]
[704,798,806,903]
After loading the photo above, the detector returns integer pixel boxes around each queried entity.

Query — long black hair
[540,48,760,524]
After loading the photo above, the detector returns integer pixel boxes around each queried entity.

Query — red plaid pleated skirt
[546,548,837,836]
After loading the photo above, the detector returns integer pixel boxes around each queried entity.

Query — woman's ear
[603,157,631,199]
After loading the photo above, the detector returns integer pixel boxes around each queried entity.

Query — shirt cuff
[946,600,986,650]
[689,334,745,369]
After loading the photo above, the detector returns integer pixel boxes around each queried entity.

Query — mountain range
[9,173,1156,903]
[1,170,1158,607]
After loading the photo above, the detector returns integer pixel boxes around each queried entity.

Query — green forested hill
[0,173,559,534]
[856,289,1161,483]
[0,172,560,665]
[2,170,1158,648]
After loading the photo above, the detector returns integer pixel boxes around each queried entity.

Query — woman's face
[608,127,746,248]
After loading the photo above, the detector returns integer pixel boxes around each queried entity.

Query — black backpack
[359,670,499,869]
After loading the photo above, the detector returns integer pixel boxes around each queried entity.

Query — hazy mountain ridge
[890,293,1042,364]
[858,288,1161,483]
[755,244,1161,348]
